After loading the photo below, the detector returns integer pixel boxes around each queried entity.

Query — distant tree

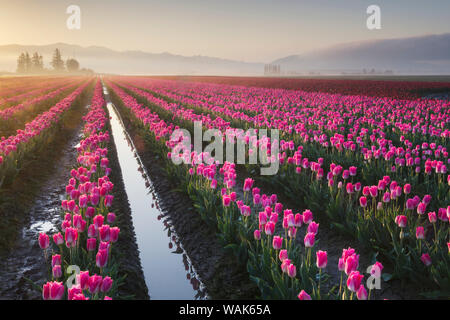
[51,48,65,72]
[31,52,44,73]
[66,58,80,72]
[24,52,32,73]
[16,53,26,73]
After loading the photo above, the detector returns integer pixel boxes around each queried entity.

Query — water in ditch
[103,86,207,300]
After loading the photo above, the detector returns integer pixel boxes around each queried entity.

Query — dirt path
[0,118,85,299]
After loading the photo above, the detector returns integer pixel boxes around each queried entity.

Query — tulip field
[0,75,449,300]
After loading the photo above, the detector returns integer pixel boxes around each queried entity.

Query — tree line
[16,48,92,74]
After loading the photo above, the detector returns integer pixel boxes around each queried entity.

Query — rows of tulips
[38,80,121,300]
[116,78,449,194]
[108,78,449,297]
[0,78,80,120]
[0,77,74,107]
[152,76,450,100]
[0,80,90,187]
[106,80,385,300]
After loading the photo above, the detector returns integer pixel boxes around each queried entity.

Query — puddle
[104,86,207,300]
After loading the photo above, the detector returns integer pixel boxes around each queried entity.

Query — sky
[0,0,449,62]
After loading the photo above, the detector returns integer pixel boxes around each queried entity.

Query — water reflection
[103,86,207,300]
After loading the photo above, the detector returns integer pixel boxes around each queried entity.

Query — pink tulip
[51,254,61,268]
[347,271,364,292]
[38,233,49,250]
[279,249,288,261]
[302,209,313,224]
[52,265,62,279]
[427,211,437,223]
[99,225,111,242]
[68,285,82,300]
[359,196,367,208]
[53,233,64,246]
[110,227,120,242]
[96,249,108,268]
[316,250,327,269]
[93,214,104,229]
[344,254,359,275]
[88,274,103,294]
[222,195,231,207]
[416,226,425,239]
[417,202,427,215]
[101,276,113,293]
[421,253,432,266]
[272,236,283,250]
[281,259,291,273]
[304,232,315,248]
[287,263,297,278]
[43,281,64,300]
[307,221,319,234]
[403,183,411,194]
[395,215,407,228]
[264,221,275,235]
[370,262,384,278]
[107,212,116,224]
[297,290,312,300]
[78,271,90,290]
[357,285,368,300]
[254,229,261,240]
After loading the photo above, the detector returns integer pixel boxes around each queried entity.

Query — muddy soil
[0,103,88,299]
[112,100,259,299]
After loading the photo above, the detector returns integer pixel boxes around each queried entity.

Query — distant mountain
[1,34,450,75]
[0,43,263,75]
[272,33,450,75]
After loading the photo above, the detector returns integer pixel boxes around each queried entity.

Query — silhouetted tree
[51,48,65,72]
[31,52,44,73]
[24,52,32,73]
[16,53,26,73]
[66,58,79,72]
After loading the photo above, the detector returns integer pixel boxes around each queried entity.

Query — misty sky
[1,0,449,62]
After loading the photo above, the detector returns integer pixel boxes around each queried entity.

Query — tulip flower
[357,285,368,300]
[101,276,113,293]
[307,221,319,234]
[38,233,49,250]
[347,271,364,292]
[297,290,312,300]
[96,249,108,268]
[110,227,120,243]
[370,262,383,278]
[53,233,64,246]
[316,250,327,269]
[253,229,261,240]
[359,196,367,208]
[395,215,407,228]
[304,232,315,248]
[42,281,64,300]
[272,236,283,250]
[264,221,275,235]
[88,274,103,294]
[420,253,432,266]
[51,254,61,268]
[279,249,288,261]
[287,264,297,278]
[416,226,425,240]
